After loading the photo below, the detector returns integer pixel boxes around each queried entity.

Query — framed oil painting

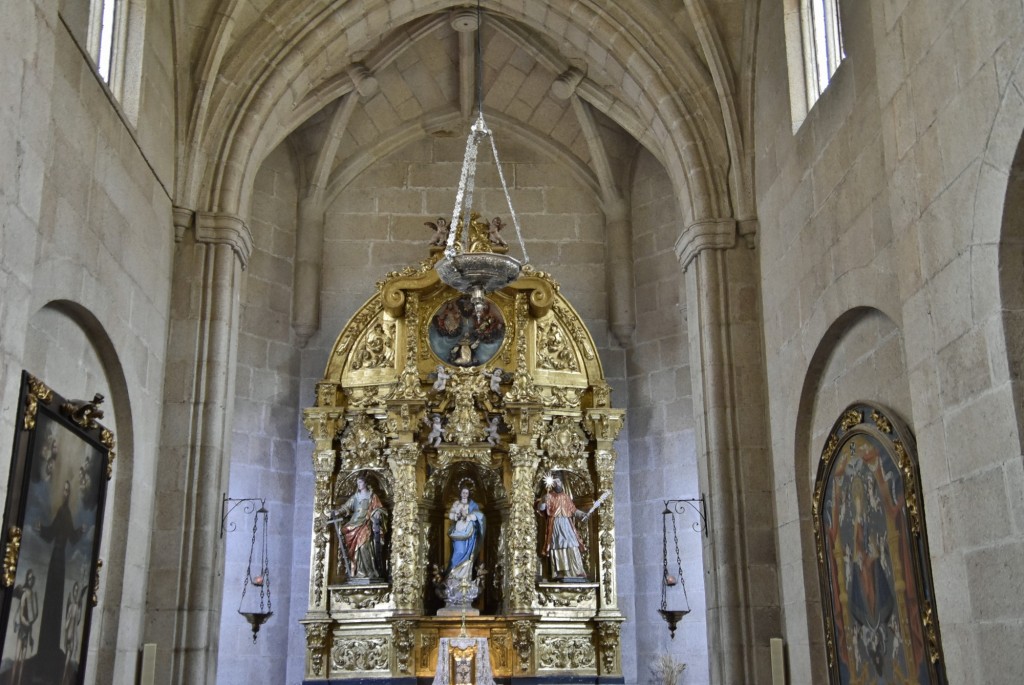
[813,402,946,684]
[0,372,114,685]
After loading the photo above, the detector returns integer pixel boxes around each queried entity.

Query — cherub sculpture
[432,364,451,392]
[425,218,449,247]
[423,413,444,447]
[485,416,501,446]
[487,216,508,247]
[483,367,503,395]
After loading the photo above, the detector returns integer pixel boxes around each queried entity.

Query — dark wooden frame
[0,371,114,685]
[813,401,946,684]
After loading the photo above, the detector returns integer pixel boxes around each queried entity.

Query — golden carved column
[583,409,624,614]
[388,443,423,614]
[302,398,342,615]
[506,443,540,613]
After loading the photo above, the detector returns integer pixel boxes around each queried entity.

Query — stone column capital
[674,216,738,269]
[195,211,254,268]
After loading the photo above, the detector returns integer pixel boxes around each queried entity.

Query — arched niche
[23,300,136,685]
[790,306,911,683]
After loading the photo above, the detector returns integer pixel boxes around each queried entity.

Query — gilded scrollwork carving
[536,318,579,371]
[316,381,340,407]
[345,385,382,408]
[100,428,116,480]
[351,321,396,370]
[582,410,624,443]
[590,381,611,408]
[312,470,332,607]
[542,385,582,409]
[553,301,595,360]
[511,620,534,672]
[596,621,620,674]
[389,348,426,401]
[23,375,53,431]
[336,300,383,359]
[505,295,540,404]
[540,416,586,457]
[839,408,862,433]
[3,527,21,588]
[420,632,438,671]
[338,414,386,471]
[871,409,892,433]
[537,635,595,670]
[331,585,392,609]
[439,370,488,446]
[332,637,390,672]
[535,584,596,608]
[304,622,330,677]
[388,444,422,611]
[392,619,416,674]
[507,445,539,612]
[894,440,922,534]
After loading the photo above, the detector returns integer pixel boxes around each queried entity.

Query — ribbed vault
[172,0,757,240]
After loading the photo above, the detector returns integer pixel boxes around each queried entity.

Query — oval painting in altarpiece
[428,295,506,367]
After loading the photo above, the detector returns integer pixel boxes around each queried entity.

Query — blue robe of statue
[447,499,484,580]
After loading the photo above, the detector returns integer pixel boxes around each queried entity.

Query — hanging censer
[659,503,691,639]
[238,505,273,641]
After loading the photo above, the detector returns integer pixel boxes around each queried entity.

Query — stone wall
[0,1,174,682]
[756,0,1024,682]
[217,143,301,683]
[626,149,706,683]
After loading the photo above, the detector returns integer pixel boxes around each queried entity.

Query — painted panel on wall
[813,402,947,685]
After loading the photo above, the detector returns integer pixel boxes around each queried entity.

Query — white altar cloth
[432,637,495,685]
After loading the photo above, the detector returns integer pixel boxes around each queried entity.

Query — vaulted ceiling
[173,0,758,233]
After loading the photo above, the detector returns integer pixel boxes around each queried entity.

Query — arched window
[59,0,145,121]
[784,0,846,130]
[803,0,845,98]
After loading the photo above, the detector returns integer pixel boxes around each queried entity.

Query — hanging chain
[661,510,669,611]
[671,508,691,611]
[444,0,529,265]
[238,507,258,610]
[489,135,529,264]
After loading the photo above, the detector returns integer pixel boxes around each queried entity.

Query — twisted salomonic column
[676,224,780,684]
[147,208,253,684]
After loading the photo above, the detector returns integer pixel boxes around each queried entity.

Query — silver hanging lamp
[437,0,530,308]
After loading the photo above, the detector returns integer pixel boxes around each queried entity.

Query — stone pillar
[604,200,635,347]
[292,197,325,347]
[146,208,252,685]
[678,238,780,684]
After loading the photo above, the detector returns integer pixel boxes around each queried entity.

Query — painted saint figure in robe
[333,477,388,581]
[446,487,485,583]
[537,477,587,580]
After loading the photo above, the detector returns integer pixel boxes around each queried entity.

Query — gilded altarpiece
[301,243,625,683]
